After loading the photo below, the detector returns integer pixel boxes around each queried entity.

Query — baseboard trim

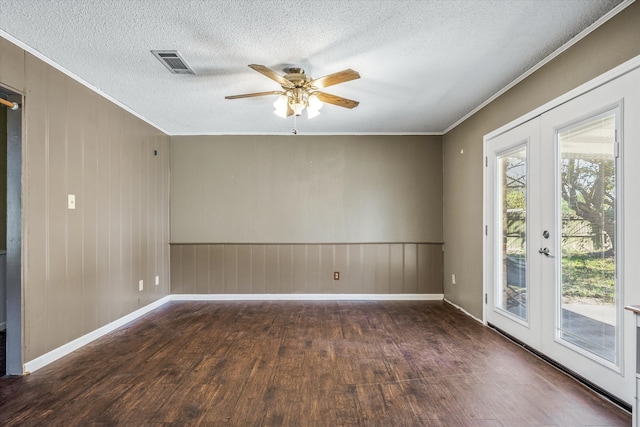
[23,296,171,374]
[169,293,444,301]
[443,298,484,324]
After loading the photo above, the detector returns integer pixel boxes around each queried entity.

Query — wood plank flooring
[0,301,631,426]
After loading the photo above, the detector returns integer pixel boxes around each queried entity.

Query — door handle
[538,247,551,256]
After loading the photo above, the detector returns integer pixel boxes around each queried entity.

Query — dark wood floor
[0,301,631,426]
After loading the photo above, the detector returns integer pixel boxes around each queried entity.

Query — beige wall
[171,135,443,244]
[170,135,444,294]
[172,243,443,294]
[0,37,171,362]
[442,1,640,318]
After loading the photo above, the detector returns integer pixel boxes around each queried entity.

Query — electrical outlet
[139,280,144,291]
[334,272,340,280]
[451,274,456,285]
[155,275,159,286]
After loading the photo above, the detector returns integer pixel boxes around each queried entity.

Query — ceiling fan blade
[248,64,294,88]
[309,69,360,89]
[286,104,294,117]
[315,92,359,109]
[225,90,283,99]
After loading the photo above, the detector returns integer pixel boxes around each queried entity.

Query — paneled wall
[170,135,444,295]
[171,243,443,295]
[0,37,171,362]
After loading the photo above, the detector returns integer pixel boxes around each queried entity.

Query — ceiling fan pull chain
[292,115,298,135]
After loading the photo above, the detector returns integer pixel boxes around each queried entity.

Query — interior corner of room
[1,0,639,422]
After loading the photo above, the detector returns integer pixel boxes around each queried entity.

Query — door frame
[1,84,23,375]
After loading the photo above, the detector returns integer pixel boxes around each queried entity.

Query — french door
[485,118,543,349]
[485,66,640,404]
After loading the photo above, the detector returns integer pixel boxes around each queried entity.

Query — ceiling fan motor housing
[283,68,311,88]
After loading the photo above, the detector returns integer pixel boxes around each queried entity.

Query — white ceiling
[0,0,627,135]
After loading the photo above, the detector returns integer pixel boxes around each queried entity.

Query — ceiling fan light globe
[292,102,305,116]
[308,94,323,111]
[273,107,288,118]
[273,94,288,109]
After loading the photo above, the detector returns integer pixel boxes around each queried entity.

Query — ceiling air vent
[151,50,194,74]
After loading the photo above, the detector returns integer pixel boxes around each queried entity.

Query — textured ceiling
[0,0,627,135]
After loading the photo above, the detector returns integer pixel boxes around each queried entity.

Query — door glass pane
[497,146,527,321]
[558,112,617,364]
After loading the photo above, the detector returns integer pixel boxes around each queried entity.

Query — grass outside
[562,253,615,304]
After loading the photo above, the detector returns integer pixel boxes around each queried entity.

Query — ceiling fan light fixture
[273,94,287,109]
[306,94,322,119]
[273,108,288,118]
[307,108,321,119]
[308,94,323,111]
[226,64,360,120]
[273,94,289,117]
[292,101,306,116]
[290,88,307,116]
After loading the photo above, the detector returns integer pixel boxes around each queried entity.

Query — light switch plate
[68,194,76,210]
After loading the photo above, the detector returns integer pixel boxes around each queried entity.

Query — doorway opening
[484,63,640,404]
[0,86,22,377]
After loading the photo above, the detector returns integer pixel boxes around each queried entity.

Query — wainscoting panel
[171,243,443,295]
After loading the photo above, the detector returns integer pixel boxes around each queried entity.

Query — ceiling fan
[225,64,360,119]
